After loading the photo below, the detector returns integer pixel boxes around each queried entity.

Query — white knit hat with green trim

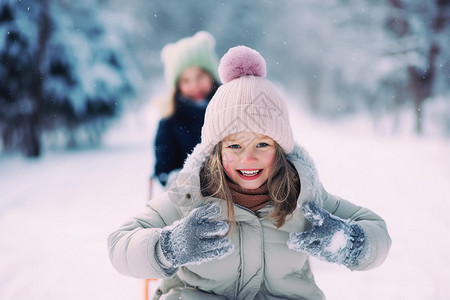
[161,31,220,87]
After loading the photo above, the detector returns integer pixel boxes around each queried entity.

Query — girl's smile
[237,169,262,178]
[221,132,276,190]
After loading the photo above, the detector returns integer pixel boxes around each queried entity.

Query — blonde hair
[200,141,300,230]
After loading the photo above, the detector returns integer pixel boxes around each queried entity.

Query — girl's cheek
[222,153,236,175]
[222,152,237,163]
[222,154,229,168]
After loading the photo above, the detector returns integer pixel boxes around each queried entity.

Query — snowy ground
[1,98,449,300]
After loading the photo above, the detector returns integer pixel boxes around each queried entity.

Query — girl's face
[221,132,276,190]
[178,67,214,101]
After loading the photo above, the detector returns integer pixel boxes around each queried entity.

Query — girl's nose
[241,148,257,163]
[192,81,202,92]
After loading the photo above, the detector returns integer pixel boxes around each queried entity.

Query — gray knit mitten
[159,204,233,267]
[288,201,366,267]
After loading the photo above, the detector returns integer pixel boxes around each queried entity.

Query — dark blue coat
[153,85,218,186]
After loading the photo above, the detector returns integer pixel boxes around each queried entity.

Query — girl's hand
[287,202,366,267]
[159,204,234,267]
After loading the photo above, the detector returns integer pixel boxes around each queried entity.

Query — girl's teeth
[240,170,260,176]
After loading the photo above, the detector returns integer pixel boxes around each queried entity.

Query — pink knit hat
[200,46,294,154]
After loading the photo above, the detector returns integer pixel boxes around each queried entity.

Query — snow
[1,97,450,300]
[325,230,347,253]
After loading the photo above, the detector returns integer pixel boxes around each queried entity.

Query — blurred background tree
[119,0,450,135]
[1,0,449,158]
[0,0,138,157]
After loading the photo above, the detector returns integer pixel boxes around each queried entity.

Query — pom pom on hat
[218,46,267,83]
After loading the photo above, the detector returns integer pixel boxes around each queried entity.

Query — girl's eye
[257,142,269,148]
[228,144,241,149]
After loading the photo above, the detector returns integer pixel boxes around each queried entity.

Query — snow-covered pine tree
[0,0,137,157]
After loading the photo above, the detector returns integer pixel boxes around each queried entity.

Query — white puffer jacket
[108,144,391,299]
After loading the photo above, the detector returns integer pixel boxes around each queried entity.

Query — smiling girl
[109,46,391,299]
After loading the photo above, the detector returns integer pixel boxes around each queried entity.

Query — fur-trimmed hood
[165,142,325,216]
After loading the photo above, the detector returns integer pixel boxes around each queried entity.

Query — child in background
[109,46,391,299]
[153,31,220,186]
